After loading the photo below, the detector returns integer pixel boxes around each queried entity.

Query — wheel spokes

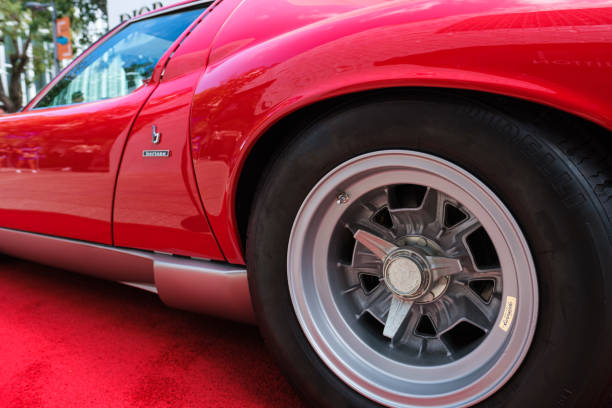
[455,268,502,284]
[387,187,445,236]
[438,215,481,250]
[357,285,391,318]
[338,262,382,277]
[419,187,444,225]
[337,184,503,360]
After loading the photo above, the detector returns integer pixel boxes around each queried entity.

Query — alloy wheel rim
[287,150,538,407]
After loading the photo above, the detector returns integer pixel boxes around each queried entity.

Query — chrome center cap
[384,256,423,297]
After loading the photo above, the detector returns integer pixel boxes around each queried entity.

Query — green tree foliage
[0,0,107,112]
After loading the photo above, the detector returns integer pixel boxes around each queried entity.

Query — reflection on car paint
[188,0,612,264]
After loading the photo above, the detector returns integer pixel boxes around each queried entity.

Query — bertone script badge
[143,150,171,158]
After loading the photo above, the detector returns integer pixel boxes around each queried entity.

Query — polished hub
[392,236,451,304]
[384,256,422,296]
[353,229,465,339]
[382,248,434,300]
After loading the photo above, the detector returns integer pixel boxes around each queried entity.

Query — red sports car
[0,0,610,406]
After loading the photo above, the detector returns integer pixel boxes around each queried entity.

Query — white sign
[107,0,180,28]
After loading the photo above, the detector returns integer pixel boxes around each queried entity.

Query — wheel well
[235,87,612,249]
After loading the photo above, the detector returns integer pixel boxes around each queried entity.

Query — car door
[0,5,207,244]
[112,0,239,260]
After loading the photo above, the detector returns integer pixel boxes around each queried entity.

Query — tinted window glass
[36,7,204,108]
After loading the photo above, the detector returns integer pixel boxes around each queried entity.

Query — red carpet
[0,256,304,407]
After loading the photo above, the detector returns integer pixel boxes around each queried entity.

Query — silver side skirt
[0,228,255,324]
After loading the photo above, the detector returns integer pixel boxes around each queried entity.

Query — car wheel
[246,95,611,407]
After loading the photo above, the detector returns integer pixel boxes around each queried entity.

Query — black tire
[246,95,612,407]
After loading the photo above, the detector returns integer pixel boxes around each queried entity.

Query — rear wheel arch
[234,87,612,253]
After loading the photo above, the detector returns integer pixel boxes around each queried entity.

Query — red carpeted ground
[0,256,304,408]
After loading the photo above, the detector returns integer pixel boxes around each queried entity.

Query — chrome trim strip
[119,281,159,294]
[0,228,254,323]
[0,228,154,282]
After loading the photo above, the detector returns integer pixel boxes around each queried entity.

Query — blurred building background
[0,0,177,112]
[107,0,168,28]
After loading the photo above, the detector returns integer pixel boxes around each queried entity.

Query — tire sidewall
[247,96,612,407]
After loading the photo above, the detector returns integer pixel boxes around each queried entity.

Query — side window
[36,7,205,108]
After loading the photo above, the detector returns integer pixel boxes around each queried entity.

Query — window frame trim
[25,0,215,112]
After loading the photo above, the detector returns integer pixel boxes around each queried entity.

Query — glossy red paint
[113,0,237,259]
[0,1,215,245]
[190,0,612,264]
[0,87,154,244]
[1,0,611,265]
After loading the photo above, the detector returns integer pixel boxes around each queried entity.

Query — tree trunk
[0,77,16,113]
[8,66,24,112]
[0,35,31,113]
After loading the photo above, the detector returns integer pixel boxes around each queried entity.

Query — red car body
[1,1,611,405]
[0,0,610,312]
